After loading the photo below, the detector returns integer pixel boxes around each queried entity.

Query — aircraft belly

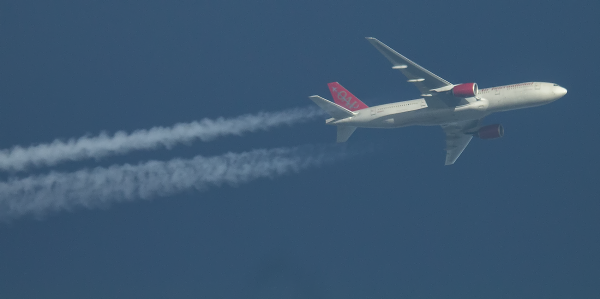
[346,96,493,128]
[413,107,488,126]
[350,107,487,128]
[488,92,547,112]
[362,110,422,128]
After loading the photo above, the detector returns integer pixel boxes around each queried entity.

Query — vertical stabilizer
[337,126,357,143]
[327,82,369,111]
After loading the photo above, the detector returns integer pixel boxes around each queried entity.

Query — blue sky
[1,1,599,298]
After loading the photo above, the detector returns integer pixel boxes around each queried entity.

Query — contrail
[0,145,349,220]
[0,106,325,172]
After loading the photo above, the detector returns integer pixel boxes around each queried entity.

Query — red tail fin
[327,82,369,111]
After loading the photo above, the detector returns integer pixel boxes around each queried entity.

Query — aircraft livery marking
[335,89,359,109]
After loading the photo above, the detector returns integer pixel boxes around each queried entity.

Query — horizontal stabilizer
[337,126,357,143]
[309,95,355,119]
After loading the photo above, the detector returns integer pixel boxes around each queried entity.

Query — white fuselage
[329,82,567,128]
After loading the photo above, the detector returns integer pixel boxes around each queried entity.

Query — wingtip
[365,37,375,40]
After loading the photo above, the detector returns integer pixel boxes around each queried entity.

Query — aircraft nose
[554,86,567,98]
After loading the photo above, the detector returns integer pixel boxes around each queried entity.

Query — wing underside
[442,119,481,165]
[366,37,452,94]
[366,37,460,108]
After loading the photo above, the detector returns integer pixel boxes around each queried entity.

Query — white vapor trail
[0,145,348,220]
[0,106,324,172]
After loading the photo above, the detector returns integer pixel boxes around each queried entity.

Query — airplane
[309,37,567,165]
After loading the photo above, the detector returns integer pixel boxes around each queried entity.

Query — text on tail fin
[327,82,369,111]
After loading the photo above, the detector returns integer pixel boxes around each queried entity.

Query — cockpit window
[553,84,559,86]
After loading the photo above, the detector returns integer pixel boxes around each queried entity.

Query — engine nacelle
[477,124,504,139]
[452,83,478,98]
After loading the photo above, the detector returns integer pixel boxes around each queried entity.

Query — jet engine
[477,124,504,139]
[452,83,478,98]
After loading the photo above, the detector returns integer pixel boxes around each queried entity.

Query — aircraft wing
[366,37,452,96]
[442,119,481,165]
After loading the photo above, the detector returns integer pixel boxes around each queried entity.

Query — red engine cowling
[477,124,504,139]
[452,83,478,98]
